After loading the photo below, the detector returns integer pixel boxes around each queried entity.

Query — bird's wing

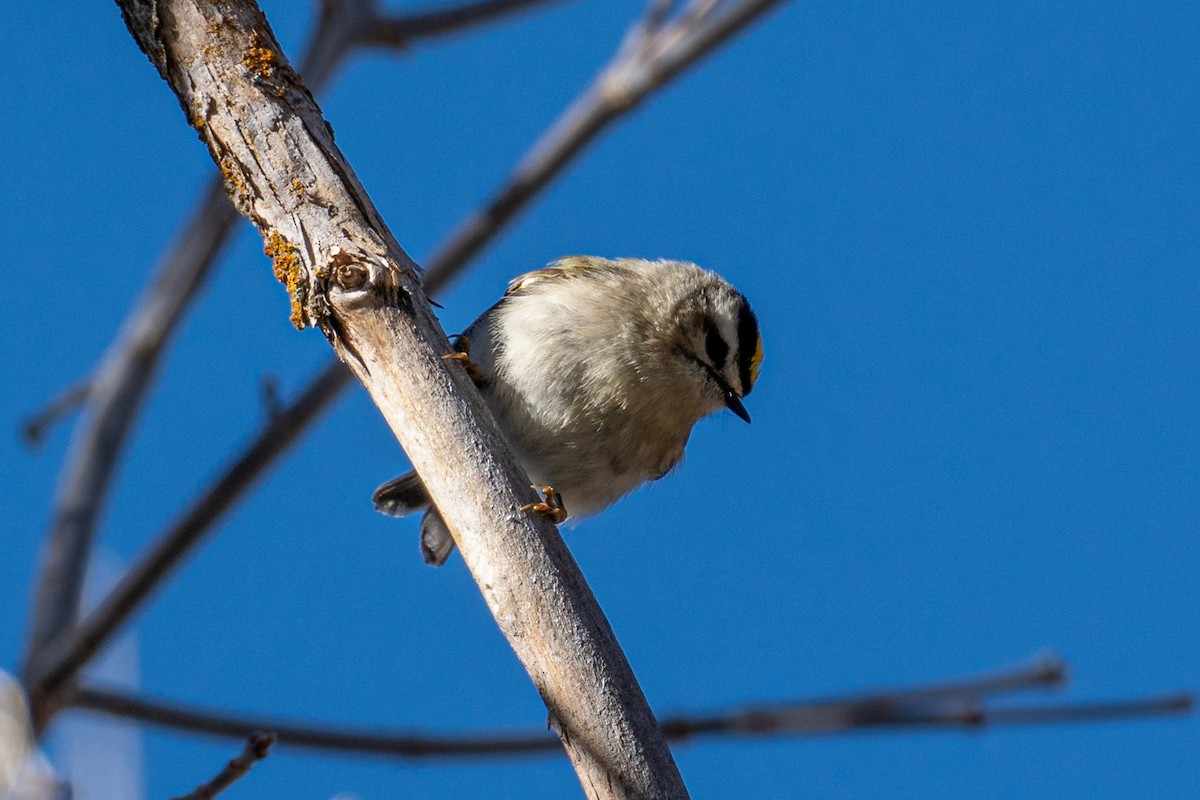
[504,255,617,297]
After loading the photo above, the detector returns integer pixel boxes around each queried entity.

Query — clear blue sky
[2,1,1197,798]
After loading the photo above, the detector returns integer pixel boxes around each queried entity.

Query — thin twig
[982,695,1195,725]
[22,0,572,714]
[869,651,1066,702]
[22,380,91,447]
[172,731,276,800]
[66,657,1193,760]
[365,0,574,47]
[662,694,1195,737]
[25,0,792,726]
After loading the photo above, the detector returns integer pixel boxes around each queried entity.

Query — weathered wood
[112,1,688,797]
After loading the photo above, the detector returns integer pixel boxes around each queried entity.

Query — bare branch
[71,686,555,758]
[172,731,276,800]
[660,690,1194,738]
[869,651,1066,703]
[26,365,350,708]
[980,695,1195,725]
[22,0,572,702]
[365,0,576,48]
[21,380,91,448]
[66,656,1193,760]
[104,1,690,796]
[26,0,791,730]
[422,0,788,286]
[22,0,360,685]
[24,178,240,686]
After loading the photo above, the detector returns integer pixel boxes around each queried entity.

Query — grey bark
[111,1,688,797]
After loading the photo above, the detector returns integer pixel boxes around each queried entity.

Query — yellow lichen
[243,30,278,78]
[216,155,253,211]
[264,230,307,329]
[218,156,248,205]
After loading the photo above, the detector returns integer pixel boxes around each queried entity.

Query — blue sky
[2,1,1197,798]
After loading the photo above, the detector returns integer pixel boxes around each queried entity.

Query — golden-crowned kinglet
[373,255,763,565]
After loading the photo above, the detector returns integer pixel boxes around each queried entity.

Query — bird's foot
[442,334,484,387]
[521,483,569,524]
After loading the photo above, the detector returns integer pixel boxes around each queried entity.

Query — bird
[372,255,763,566]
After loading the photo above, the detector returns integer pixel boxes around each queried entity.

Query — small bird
[373,256,763,566]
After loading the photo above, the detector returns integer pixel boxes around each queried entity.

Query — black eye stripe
[736,300,759,397]
[704,320,729,367]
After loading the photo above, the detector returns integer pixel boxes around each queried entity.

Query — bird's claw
[521,483,568,524]
[442,334,484,387]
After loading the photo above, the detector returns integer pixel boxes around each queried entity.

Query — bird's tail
[372,472,429,516]
[372,472,458,567]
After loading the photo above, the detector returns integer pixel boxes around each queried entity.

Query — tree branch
[364,0,575,47]
[26,364,350,707]
[24,177,240,682]
[423,0,788,286]
[172,731,276,800]
[103,1,690,796]
[21,380,91,448]
[23,0,571,706]
[21,0,370,685]
[25,0,792,733]
[65,656,1192,760]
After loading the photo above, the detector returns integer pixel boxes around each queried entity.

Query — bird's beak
[722,385,752,423]
[700,360,752,423]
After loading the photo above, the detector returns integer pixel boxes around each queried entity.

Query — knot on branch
[312,249,412,371]
[323,249,407,314]
[330,249,370,293]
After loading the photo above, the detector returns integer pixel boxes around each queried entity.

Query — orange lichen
[218,156,248,205]
[243,30,278,78]
[264,230,307,329]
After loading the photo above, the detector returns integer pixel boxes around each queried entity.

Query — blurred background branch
[65,655,1192,760]
[9,0,1192,795]
[23,0,790,729]
[22,0,579,719]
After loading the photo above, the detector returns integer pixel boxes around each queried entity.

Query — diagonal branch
[25,0,792,729]
[26,364,349,707]
[22,0,359,684]
[25,176,239,684]
[65,656,1193,760]
[23,0,573,698]
[423,0,788,285]
[104,1,693,796]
